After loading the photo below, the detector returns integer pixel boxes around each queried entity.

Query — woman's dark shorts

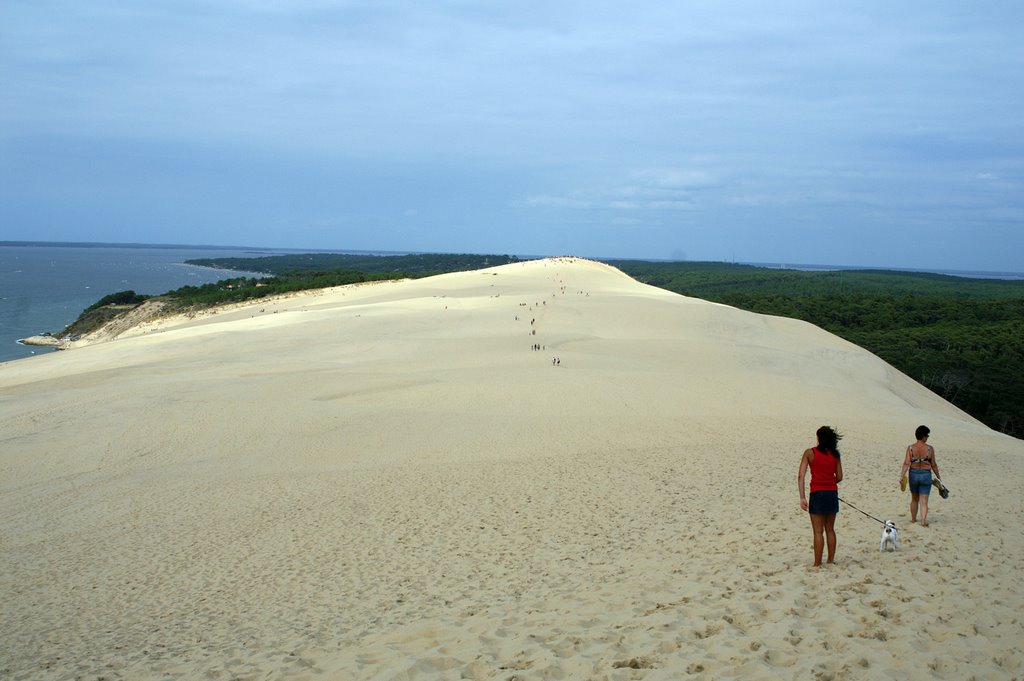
[908,468,932,495]
[808,490,839,515]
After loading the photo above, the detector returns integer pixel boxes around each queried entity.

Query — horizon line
[3,240,1023,280]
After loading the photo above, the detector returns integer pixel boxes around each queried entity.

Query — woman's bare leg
[919,494,929,527]
[823,514,837,563]
[909,493,919,523]
[810,513,825,566]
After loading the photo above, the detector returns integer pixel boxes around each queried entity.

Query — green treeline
[186,252,520,277]
[61,253,518,337]
[60,271,406,338]
[170,252,520,307]
[163,270,401,307]
[609,260,1024,439]
[83,290,151,313]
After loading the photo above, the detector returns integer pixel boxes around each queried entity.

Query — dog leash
[837,497,887,526]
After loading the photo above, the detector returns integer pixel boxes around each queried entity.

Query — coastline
[14,275,415,355]
[0,243,278,363]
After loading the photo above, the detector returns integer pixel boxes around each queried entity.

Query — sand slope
[1,257,1021,680]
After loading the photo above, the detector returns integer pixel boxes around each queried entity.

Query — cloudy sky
[2,1,1022,270]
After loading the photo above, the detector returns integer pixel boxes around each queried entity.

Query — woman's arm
[899,446,911,479]
[798,448,812,511]
[835,457,843,485]
[930,446,940,480]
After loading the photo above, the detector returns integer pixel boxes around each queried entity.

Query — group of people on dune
[797,425,943,566]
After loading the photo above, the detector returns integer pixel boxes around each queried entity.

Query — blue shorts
[808,490,839,515]
[908,468,932,495]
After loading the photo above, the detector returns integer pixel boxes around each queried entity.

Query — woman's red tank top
[809,447,838,493]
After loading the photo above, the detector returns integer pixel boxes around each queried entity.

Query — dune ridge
[2,257,1021,680]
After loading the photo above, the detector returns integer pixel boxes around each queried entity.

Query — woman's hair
[915,425,930,440]
[816,425,842,458]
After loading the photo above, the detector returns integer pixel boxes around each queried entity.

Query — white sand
[1,257,1022,680]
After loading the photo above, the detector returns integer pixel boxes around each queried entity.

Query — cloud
[520,167,708,215]
[627,169,719,191]
[521,189,697,213]
[521,194,594,210]
[2,1,1023,269]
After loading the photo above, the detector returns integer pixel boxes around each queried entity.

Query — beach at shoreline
[0,243,273,363]
[2,258,1021,680]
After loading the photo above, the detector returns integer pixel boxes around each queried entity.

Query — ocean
[0,243,274,363]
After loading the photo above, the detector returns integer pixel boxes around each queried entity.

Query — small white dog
[880,520,900,552]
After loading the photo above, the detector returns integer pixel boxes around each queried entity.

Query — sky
[2,2,1023,270]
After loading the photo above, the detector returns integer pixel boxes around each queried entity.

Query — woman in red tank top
[797,426,844,566]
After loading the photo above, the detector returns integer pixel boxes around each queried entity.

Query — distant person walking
[797,426,844,566]
[899,425,941,527]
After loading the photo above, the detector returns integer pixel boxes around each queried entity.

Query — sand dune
[2,257,1021,680]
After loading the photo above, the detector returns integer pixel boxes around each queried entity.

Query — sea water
[0,244,272,363]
